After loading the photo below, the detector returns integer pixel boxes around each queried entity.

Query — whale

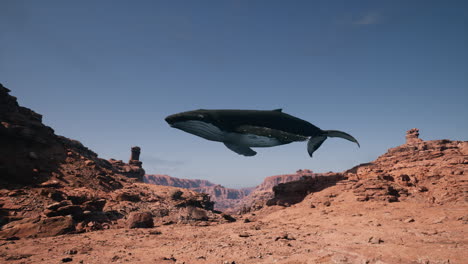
[165,109,359,157]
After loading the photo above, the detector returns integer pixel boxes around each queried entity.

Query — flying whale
[165,109,359,157]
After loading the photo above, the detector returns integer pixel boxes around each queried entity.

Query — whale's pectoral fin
[224,143,257,156]
[307,136,327,157]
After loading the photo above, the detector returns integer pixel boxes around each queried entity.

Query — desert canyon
[1,83,467,264]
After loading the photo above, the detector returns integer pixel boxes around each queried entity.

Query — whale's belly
[226,133,283,147]
[171,120,284,147]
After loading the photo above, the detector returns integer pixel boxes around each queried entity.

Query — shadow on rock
[266,173,344,206]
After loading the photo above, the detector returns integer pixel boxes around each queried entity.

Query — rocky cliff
[0,84,232,239]
[144,174,252,211]
[144,172,311,212]
[237,170,316,212]
[266,128,467,207]
[144,174,215,189]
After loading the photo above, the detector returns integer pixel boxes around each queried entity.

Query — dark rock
[45,205,83,217]
[114,192,141,202]
[221,213,236,222]
[130,146,141,161]
[171,190,184,200]
[82,199,106,211]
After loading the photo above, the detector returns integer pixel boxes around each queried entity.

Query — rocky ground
[1,195,466,264]
[1,83,467,263]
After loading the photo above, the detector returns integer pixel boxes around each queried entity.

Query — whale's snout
[165,110,208,127]
[165,114,176,125]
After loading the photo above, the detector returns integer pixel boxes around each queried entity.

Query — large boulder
[0,216,75,239]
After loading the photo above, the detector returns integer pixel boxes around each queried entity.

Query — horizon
[2,0,467,188]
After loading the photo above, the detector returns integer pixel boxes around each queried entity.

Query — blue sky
[1,0,467,188]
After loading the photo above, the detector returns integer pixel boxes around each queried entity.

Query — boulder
[0,216,75,239]
[127,212,154,228]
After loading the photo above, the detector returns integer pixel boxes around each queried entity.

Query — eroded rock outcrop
[144,174,251,211]
[266,129,467,207]
[144,174,215,189]
[0,84,230,239]
[346,129,467,204]
[238,170,315,212]
[108,146,145,182]
[192,185,252,211]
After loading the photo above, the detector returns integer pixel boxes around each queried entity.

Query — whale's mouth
[171,120,226,142]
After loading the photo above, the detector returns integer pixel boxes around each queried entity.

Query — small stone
[221,213,236,222]
[28,152,38,159]
[65,249,78,255]
[40,180,62,188]
[149,230,162,235]
[310,203,316,208]
[163,256,177,261]
[417,186,428,192]
[84,160,95,166]
[432,217,447,224]
[62,257,73,263]
[323,201,331,207]
[404,218,415,223]
[239,232,250,237]
[368,237,383,244]
[275,232,295,241]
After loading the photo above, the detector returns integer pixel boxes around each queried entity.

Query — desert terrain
[1,83,467,264]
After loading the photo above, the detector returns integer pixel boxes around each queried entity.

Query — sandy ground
[1,198,466,264]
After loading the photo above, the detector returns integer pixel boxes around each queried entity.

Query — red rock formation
[144,174,215,188]
[346,129,467,204]
[254,170,313,192]
[0,84,66,185]
[144,172,309,212]
[266,129,467,207]
[266,173,344,206]
[0,84,231,239]
[192,185,251,210]
[237,170,315,212]
[144,174,251,211]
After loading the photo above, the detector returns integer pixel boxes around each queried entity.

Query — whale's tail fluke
[307,130,360,157]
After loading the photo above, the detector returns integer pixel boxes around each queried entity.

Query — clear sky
[1,0,467,188]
